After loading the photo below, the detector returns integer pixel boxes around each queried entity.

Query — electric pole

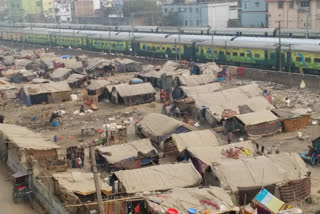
[278,21,282,72]
[178,26,181,63]
[90,145,105,214]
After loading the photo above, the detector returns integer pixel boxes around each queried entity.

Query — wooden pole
[90,145,105,214]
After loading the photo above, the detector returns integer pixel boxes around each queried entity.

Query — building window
[189,8,192,12]
[36,1,41,6]
[196,8,200,13]
[305,57,311,63]
[197,20,200,25]
[255,2,260,7]
[185,20,188,25]
[178,8,181,13]
[289,1,294,8]
[278,1,284,8]
[300,1,310,7]
[164,8,168,13]
[184,8,187,12]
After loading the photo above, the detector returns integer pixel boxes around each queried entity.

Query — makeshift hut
[32,78,51,84]
[115,58,142,73]
[85,80,109,104]
[208,153,310,204]
[111,162,202,194]
[86,58,113,77]
[173,73,216,87]
[0,81,18,99]
[2,69,36,83]
[192,84,275,126]
[164,129,218,158]
[271,108,311,132]
[20,81,72,105]
[146,187,239,214]
[226,110,281,137]
[96,139,158,171]
[135,113,194,147]
[0,124,60,172]
[67,73,87,89]
[52,171,112,214]
[55,58,83,73]
[172,82,222,100]
[49,68,72,81]
[111,83,156,105]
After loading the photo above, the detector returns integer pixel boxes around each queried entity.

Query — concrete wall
[239,0,267,27]
[238,67,320,91]
[208,2,238,28]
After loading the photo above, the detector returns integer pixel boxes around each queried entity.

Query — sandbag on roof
[171,129,218,152]
[113,83,155,97]
[113,162,202,193]
[97,139,157,163]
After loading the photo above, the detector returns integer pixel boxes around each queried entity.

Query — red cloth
[134,204,140,214]
[237,67,245,76]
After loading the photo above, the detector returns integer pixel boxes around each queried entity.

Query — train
[1,22,320,39]
[1,27,320,75]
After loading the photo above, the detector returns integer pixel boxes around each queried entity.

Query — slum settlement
[0,46,318,214]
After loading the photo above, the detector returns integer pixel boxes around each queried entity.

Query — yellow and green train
[1,28,320,75]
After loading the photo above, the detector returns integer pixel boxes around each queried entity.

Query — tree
[161,12,182,26]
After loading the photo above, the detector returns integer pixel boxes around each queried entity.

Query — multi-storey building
[161,0,238,28]
[42,0,55,20]
[267,0,320,30]
[7,0,42,22]
[238,0,267,27]
[54,0,72,22]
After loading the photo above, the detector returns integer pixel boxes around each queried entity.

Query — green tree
[161,12,182,26]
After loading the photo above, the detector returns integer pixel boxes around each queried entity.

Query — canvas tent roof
[213,153,308,192]
[49,68,72,81]
[97,139,157,163]
[187,140,255,166]
[113,83,155,97]
[147,187,238,214]
[176,73,216,87]
[67,73,86,84]
[171,130,218,152]
[0,124,59,150]
[55,58,83,70]
[136,113,192,138]
[179,82,222,97]
[86,59,112,71]
[115,58,140,65]
[53,171,111,196]
[193,84,274,121]
[113,162,202,193]
[87,80,109,91]
[138,60,183,79]
[23,81,71,95]
[235,111,279,126]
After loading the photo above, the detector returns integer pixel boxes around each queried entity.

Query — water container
[167,208,178,214]
[52,121,59,127]
[188,208,197,214]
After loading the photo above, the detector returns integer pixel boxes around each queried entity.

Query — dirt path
[0,163,39,214]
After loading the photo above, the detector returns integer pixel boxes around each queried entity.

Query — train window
[233,52,238,56]
[314,58,320,63]
[240,53,245,57]
[152,47,156,51]
[207,49,211,54]
[296,57,302,61]
[214,51,218,54]
[157,47,160,50]
[254,54,260,58]
[219,51,224,55]
[162,47,166,50]
[305,57,311,63]
[247,53,252,57]
[226,52,230,56]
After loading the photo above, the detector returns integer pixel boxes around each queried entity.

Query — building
[238,0,267,27]
[42,0,55,21]
[161,0,238,28]
[54,0,72,22]
[7,0,42,22]
[74,0,95,17]
[266,0,320,30]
